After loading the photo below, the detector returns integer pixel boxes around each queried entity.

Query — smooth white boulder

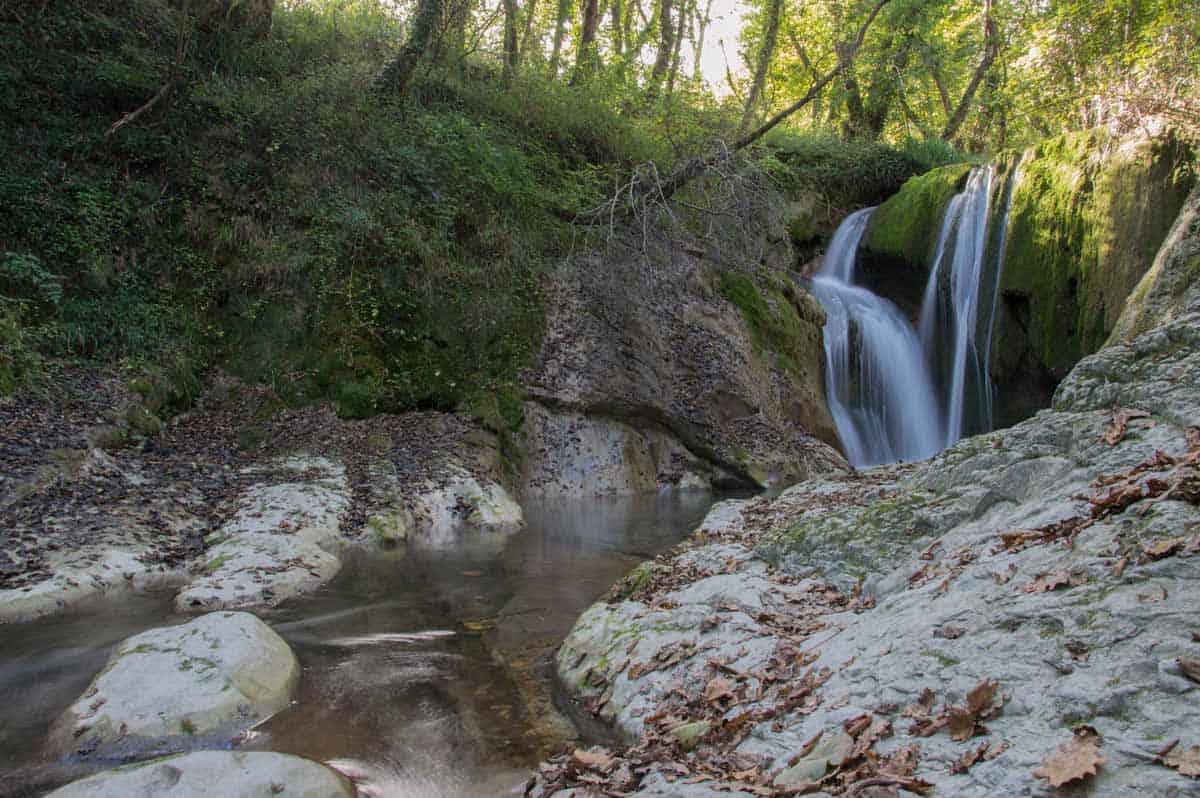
[46,751,353,797]
[50,612,298,758]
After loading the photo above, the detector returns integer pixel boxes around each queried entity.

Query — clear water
[0,492,718,797]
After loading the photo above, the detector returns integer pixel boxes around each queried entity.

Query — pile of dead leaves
[903,681,1005,746]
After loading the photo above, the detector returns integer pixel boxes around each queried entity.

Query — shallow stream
[0,492,719,797]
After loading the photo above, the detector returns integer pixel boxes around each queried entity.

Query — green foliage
[759,129,965,210]
[0,0,635,423]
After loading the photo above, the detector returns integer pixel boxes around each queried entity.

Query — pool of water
[0,491,719,797]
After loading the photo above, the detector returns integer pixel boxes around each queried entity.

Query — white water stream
[816,164,1022,467]
[811,209,943,467]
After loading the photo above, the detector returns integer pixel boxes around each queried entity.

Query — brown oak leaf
[1178,658,1200,684]
[1160,741,1200,778]
[1032,725,1105,787]
[1142,537,1186,560]
[571,747,614,771]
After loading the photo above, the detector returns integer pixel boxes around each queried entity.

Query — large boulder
[49,612,298,759]
[541,300,1200,795]
[46,751,352,797]
[523,201,846,497]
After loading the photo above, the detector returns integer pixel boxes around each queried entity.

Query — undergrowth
[0,0,957,427]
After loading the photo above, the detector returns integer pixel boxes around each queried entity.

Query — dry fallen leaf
[1025,570,1074,593]
[1178,658,1200,684]
[1103,407,1149,446]
[1033,725,1105,787]
[571,748,614,771]
[703,676,736,703]
[1142,537,1186,560]
[1160,741,1200,777]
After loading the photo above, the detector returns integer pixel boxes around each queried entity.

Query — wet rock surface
[45,751,354,798]
[49,612,299,761]
[533,311,1200,797]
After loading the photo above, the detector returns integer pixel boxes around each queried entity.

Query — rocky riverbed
[532,306,1200,797]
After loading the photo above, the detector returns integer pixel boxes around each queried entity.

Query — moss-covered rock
[1108,183,1200,343]
[995,129,1196,376]
[861,162,974,270]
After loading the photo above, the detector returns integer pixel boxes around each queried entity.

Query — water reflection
[0,491,717,797]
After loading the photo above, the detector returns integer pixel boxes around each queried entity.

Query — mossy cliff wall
[995,129,1196,377]
[856,130,1195,426]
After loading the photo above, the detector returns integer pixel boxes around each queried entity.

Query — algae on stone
[862,162,974,270]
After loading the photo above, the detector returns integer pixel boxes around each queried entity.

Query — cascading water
[919,164,1023,444]
[815,163,1023,468]
[919,166,996,444]
[812,208,944,468]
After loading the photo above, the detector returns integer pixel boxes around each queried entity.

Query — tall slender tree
[548,0,574,76]
[378,0,445,95]
[740,0,784,133]
[572,0,602,81]
[645,0,675,100]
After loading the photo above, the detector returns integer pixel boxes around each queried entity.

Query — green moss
[862,162,974,268]
[204,554,232,574]
[717,271,821,379]
[920,648,961,668]
[998,129,1196,373]
[125,404,162,437]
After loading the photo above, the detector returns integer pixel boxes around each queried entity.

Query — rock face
[46,751,352,798]
[523,204,846,497]
[1110,182,1200,344]
[50,612,298,759]
[990,129,1195,417]
[538,300,1200,794]
[175,456,351,612]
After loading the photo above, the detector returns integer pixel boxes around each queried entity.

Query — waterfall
[812,208,944,468]
[814,163,1023,468]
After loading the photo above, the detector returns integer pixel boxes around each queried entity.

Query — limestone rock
[50,612,298,759]
[550,307,1200,796]
[46,751,352,797]
[175,456,350,611]
[522,215,847,497]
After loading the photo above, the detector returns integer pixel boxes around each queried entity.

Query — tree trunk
[610,0,625,57]
[519,0,543,66]
[941,0,998,141]
[378,0,445,96]
[571,0,601,81]
[502,0,520,80]
[739,0,783,133]
[645,0,675,99]
[664,0,688,99]
[548,0,573,76]
[690,0,714,83]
